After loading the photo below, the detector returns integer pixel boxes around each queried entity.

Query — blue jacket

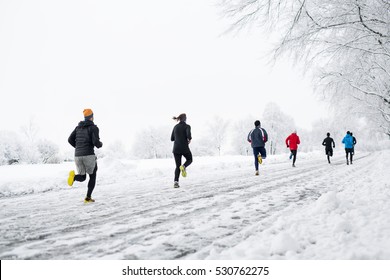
[342,134,354,149]
[248,127,268,148]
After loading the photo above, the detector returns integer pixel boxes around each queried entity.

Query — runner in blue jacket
[342,131,354,165]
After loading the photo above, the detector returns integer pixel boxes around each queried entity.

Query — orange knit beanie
[83,109,93,118]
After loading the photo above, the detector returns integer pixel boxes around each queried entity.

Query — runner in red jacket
[285,130,300,167]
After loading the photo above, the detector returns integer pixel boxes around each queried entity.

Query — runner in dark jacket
[247,120,268,175]
[67,109,103,203]
[350,132,357,155]
[322,132,335,164]
[171,113,192,188]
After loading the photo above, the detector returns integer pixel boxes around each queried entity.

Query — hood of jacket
[77,120,95,128]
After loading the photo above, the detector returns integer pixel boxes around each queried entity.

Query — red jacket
[286,133,300,150]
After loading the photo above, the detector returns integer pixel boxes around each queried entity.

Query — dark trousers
[345,148,353,163]
[290,150,297,165]
[174,152,193,182]
[253,147,267,171]
[74,164,98,198]
[326,148,333,163]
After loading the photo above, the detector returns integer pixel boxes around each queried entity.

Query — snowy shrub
[0,129,63,165]
[37,139,62,164]
[0,131,23,165]
[20,144,41,164]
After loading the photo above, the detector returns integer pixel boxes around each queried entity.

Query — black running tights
[74,164,98,198]
[291,150,297,165]
[174,152,193,182]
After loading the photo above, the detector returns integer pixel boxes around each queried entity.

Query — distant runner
[322,132,336,164]
[342,131,354,165]
[350,132,357,155]
[286,130,300,167]
[247,120,268,176]
[171,113,192,188]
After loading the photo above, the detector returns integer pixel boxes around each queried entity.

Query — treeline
[125,103,390,159]
[0,131,62,165]
[2,103,390,164]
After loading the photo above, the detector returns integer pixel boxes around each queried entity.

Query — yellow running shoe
[257,155,263,164]
[84,197,95,203]
[179,165,187,177]
[67,170,75,186]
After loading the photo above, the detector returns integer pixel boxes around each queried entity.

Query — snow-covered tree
[262,103,296,155]
[220,0,390,136]
[37,139,62,164]
[131,126,171,159]
[199,116,229,156]
[19,119,40,164]
[0,131,23,165]
[231,115,256,155]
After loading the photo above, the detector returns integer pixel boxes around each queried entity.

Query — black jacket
[247,127,268,148]
[171,121,192,154]
[322,136,335,150]
[68,120,103,156]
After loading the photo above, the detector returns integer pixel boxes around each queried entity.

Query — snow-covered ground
[1,150,390,260]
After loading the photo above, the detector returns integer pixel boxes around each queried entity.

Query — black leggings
[345,148,353,163]
[291,150,297,165]
[74,164,98,198]
[174,152,193,182]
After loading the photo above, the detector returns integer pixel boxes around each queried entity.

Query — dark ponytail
[173,113,187,122]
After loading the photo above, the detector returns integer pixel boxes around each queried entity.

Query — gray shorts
[75,155,97,175]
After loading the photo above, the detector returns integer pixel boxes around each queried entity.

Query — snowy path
[0,152,386,259]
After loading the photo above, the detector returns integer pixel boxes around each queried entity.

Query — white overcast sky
[0,0,328,150]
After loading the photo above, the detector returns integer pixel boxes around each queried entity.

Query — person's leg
[292,150,297,166]
[350,150,353,164]
[326,149,331,163]
[183,151,193,168]
[345,149,349,164]
[259,147,267,160]
[173,153,182,182]
[74,174,87,182]
[74,157,87,182]
[86,164,98,199]
[253,147,260,171]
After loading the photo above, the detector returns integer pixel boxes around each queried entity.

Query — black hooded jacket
[171,121,192,154]
[322,136,335,150]
[68,120,102,156]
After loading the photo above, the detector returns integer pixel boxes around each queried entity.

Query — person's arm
[332,139,335,148]
[171,128,175,142]
[91,126,103,148]
[247,130,252,143]
[262,129,268,143]
[285,136,290,147]
[68,128,77,148]
[322,139,326,146]
[297,136,301,145]
[186,125,192,144]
